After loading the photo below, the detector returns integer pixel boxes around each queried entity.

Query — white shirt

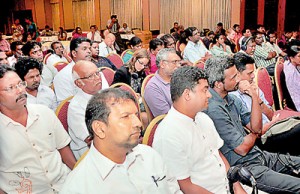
[60,143,182,194]
[153,107,230,194]
[183,40,211,63]
[53,61,77,102]
[46,54,68,68]
[67,72,109,160]
[87,31,102,42]
[27,84,58,111]
[0,104,71,194]
[98,41,116,57]
[7,55,17,67]
[41,62,58,87]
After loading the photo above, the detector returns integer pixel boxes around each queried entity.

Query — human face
[245,41,256,55]
[291,52,300,67]
[132,43,142,51]
[228,30,236,40]
[24,68,41,91]
[223,66,240,92]
[269,33,277,43]
[166,38,176,48]
[134,57,149,72]
[15,45,23,57]
[151,45,163,56]
[208,34,214,41]
[161,53,182,77]
[76,64,102,95]
[0,52,8,65]
[238,64,255,84]
[29,45,43,62]
[73,41,91,61]
[91,42,99,57]
[189,79,212,112]
[90,27,95,33]
[0,72,27,111]
[254,34,263,45]
[190,30,201,43]
[235,26,240,33]
[105,99,142,150]
[245,29,252,37]
[217,35,226,44]
[106,37,115,47]
[53,43,64,56]
[258,27,265,33]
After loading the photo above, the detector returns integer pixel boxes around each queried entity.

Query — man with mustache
[46,41,71,68]
[14,57,58,111]
[0,65,76,193]
[61,88,182,193]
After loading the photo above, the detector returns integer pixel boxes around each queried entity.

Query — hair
[127,48,150,72]
[233,24,240,29]
[170,66,208,102]
[226,28,235,36]
[241,37,254,47]
[50,41,63,50]
[160,34,175,48]
[184,27,197,38]
[75,27,82,34]
[129,36,142,47]
[45,25,50,29]
[252,31,263,40]
[241,28,249,34]
[286,40,300,57]
[233,52,255,72]
[10,41,23,51]
[149,38,164,51]
[205,56,235,88]
[217,22,223,27]
[111,14,117,19]
[14,57,43,80]
[21,41,42,56]
[0,65,15,79]
[256,24,264,30]
[70,37,91,58]
[59,27,64,32]
[90,25,96,29]
[207,31,215,37]
[85,88,136,136]
[212,33,224,44]
[155,48,176,68]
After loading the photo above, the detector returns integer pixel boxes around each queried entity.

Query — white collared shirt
[27,84,58,111]
[98,41,116,57]
[183,40,211,63]
[0,104,71,194]
[60,143,182,194]
[87,31,103,42]
[41,62,58,87]
[153,107,230,194]
[46,54,68,68]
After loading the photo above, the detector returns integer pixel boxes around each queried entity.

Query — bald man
[98,33,117,57]
[68,60,109,159]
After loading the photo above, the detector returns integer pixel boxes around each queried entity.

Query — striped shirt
[253,43,276,68]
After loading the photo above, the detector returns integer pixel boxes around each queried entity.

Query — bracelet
[259,101,264,106]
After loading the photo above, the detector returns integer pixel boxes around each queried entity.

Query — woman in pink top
[148,38,164,74]
[72,27,83,40]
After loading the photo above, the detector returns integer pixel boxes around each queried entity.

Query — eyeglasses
[137,59,148,67]
[163,60,182,65]
[167,42,175,47]
[1,81,27,93]
[78,70,101,80]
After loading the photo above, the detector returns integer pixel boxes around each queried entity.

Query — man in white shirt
[7,41,23,67]
[46,41,71,68]
[14,57,58,111]
[53,37,92,102]
[87,25,102,42]
[68,60,109,159]
[98,33,116,57]
[0,65,76,193]
[152,66,246,194]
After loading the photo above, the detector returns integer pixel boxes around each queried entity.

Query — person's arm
[266,51,277,59]
[58,145,76,170]
[178,178,212,194]
[234,132,258,156]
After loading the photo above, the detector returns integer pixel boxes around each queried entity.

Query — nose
[132,112,143,129]
[207,90,212,98]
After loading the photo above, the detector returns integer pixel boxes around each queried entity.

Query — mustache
[16,94,27,102]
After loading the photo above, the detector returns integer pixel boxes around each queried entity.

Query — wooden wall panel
[34,0,46,29]
[149,0,159,30]
[62,0,74,30]
[99,0,111,30]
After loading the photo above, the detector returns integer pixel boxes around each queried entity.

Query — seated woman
[148,38,164,74]
[224,28,237,53]
[72,27,83,40]
[58,27,67,41]
[210,34,233,57]
[122,37,142,64]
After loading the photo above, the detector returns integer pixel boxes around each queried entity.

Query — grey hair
[205,56,235,88]
[155,48,176,68]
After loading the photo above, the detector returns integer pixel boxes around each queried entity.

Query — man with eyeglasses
[0,65,76,193]
[183,27,211,64]
[144,48,182,117]
[68,60,109,159]
[53,37,92,102]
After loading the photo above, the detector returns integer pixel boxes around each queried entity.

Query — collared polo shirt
[183,40,211,63]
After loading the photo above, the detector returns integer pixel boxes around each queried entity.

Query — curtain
[159,0,231,34]
[110,0,143,30]
[72,0,95,30]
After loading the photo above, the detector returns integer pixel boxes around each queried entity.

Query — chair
[274,57,285,110]
[141,74,155,123]
[99,66,115,86]
[43,53,52,64]
[193,60,205,69]
[142,114,166,147]
[53,61,68,72]
[55,96,74,131]
[106,53,124,69]
[255,67,274,108]
[74,149,89,169]
[121,49,132,58]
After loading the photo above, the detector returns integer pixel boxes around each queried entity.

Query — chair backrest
[99,66,115,86]
[55,96,74,131]
[141,74,155,123]
[43,53,52,64]
[255,67,274,107]
[274,58,284,110]
[193,60,205,69]
[106,53,124,69]
[142,114,166,146]
[121,49,131,58]
[53,61,68,72]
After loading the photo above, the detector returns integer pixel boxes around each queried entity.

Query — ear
[92,120,107,139]
[182,88,191,101]
[71,50,77,59]
[74,79,85,88]
[214,81,223,89]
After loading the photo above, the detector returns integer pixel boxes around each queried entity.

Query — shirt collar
[169,106,194,122]
[209,88,234,107]
[155,71,170,85]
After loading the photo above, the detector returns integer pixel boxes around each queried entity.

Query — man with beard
[46,41,72,68]
[14,57,57,111]
[0,65,76,193]
[205,56,300,193]
[61,88,182,194]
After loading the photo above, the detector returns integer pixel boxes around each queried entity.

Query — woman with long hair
[58,27,67,41]
[210,34,233,56]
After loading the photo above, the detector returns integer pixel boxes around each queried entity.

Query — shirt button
[219,164,222,167]
[50,184,53,187]
[46,170,48,173]
[33,143,35,146]
[40,156,42,159]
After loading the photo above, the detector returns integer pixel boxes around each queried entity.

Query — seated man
[41,25,53,36]
[87,25,102,42]
[98,33,117,57]
[68,60,109,160]
[61,88,182,194]
[238,37,256,57]
[90,41,117,70]
[144,48,181,117]
[153,66,246,194]
[46,41,72,68]
[14,58,58,111]
[7,41,23,67]
[205,56,300,193]
[0,65,76,193]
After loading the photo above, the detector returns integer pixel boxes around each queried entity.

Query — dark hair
[22,41,42,56]
[205,56,235,88]
[50,41,63,50]
[111,14,117,19]
[85,88,136,137]
[171,66,208,102]
[252,31,263,40]
[233,52,255,72]
[174,22,178,25]
[14,57,43,80]
[0,65,15,79]
[212,33,224,44]
[75,27,81,33]
[160,34,175,47]
[45,25,50,29]
[257,24,264,29]
[10,41,23,51]
[70,37,91,58]
[129,37,142,47]
[184,27,197,38]
[267,30,276,37]
[286,40,300,57]
[149,38,164,51]
[90,25,96,29]
[217,22,223,26]
[233,24,240,29]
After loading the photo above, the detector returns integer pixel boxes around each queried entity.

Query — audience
[58,26,67,41]
[119,23,131,34]
[7,41,23,67]
[90,41,117,70]
[266,30,287,58]
[210,33,233,56]
[256,24,267,42]
[87,25,102,42]
[238,28,252,47]
[98,33,116,57]
[149,38,164,74]
[47,41,71,67]
[224,28,237,53]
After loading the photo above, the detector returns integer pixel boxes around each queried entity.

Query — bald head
[105,33,116,47]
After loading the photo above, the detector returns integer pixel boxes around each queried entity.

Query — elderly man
[53,37,92,102]
[144,48,181,117]
[0,50,8,65]
[205,56,300,193]
[0,65,76,193]
[46,41,71,67]
[98,33,116,57]
[61,88,182,193]
[239,37,256,57]
[68,60,109,159]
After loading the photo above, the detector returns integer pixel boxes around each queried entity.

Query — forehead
[54,43,62,47]
[26,68,40,75]
[31,45,41,50]
[78,42,91,48]
[78,63,98,75]
[92,42,99,47]
[0,71,21,87]
[244,63,255,71]
[224,66,238,79]
[197,79,209,88]
[109,99,137,115]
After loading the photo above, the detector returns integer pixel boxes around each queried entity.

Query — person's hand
[239,80,256,97]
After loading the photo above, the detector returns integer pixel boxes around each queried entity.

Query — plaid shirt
[253,43,276,68]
